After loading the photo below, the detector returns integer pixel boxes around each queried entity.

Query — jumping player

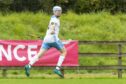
[25,6,67,78]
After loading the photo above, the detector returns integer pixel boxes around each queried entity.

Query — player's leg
[25,42,49,77]
[56,47,67,70]
[28,48,47,66]
[25,48,47,77]
[53,40,67,78]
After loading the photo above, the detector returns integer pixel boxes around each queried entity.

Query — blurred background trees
[0,0,126,13]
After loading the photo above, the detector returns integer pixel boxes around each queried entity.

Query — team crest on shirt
[51,22,55,25]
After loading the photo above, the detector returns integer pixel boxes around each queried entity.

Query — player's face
[54,10,62,17]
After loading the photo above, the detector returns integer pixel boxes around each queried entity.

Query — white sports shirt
[43,15,60,43]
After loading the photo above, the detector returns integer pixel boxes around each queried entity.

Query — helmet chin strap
[56,16,60,18]
[54,15,60,18]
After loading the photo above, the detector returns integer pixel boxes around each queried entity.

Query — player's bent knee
[60,48,67,56]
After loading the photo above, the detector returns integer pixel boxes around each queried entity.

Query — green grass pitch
[0,78,126,84]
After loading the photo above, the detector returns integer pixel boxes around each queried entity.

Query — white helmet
[53,6,62,13]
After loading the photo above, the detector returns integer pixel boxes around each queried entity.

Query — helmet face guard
[53,6,62,13]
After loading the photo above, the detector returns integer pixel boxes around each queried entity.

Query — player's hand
[62,39,72,44]
[67,39,72,44]
[50,31,55,34]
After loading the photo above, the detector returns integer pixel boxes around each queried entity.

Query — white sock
[29,56,39,66]
[56,55,65,70]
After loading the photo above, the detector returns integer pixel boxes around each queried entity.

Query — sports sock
[29,56,39,67]
[56,55,65,70]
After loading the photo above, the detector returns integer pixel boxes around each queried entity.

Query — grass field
[0,78,126,84]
